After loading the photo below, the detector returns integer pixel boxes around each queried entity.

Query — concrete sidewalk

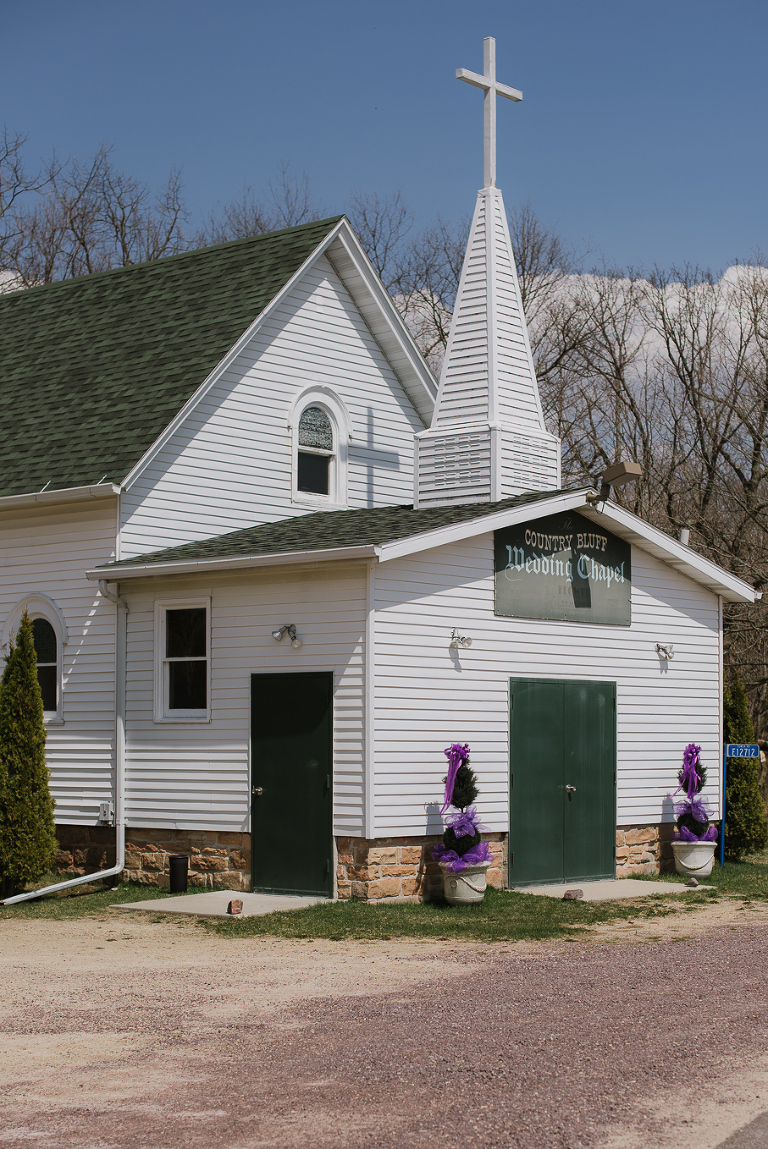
[514,877,712,901]
[111,890,329,918]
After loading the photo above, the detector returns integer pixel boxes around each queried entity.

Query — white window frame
[154,598,211,723]
[1,594,67,725]
[289,386,350,509]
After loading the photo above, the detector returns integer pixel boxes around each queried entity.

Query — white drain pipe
[3,582,127,905]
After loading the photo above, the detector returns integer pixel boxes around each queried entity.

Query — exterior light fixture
[656,643,674,661]
[587,460,643,503]
[449,628,472,649]
[272,624,303,649]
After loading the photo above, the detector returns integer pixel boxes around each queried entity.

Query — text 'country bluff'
[504,526,628,591]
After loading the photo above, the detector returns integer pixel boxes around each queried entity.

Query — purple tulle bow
[446,806,483,839]
[432,840,493,871]
[441,743,470,814]
[674,743,703,800]
[676,824,718,842]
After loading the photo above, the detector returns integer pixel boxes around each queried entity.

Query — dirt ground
[3,898,768,1148]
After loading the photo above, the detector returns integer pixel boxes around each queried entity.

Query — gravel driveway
[2,900,768,1148]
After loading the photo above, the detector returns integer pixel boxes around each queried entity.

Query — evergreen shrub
[0,610,57,893]
[724,676,768,859]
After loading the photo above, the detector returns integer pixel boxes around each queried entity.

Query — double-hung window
[155,599,210,721]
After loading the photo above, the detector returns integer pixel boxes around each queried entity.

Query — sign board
[495,511,632,625]
[725,744,760,758]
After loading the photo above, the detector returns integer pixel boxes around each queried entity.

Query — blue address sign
[725,743,760,758]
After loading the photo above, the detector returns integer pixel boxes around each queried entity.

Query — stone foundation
[124,829,250,890]
[615,824,676,877]
[54,826,250,890]
[335,833,507,901]
[54,825,117,876]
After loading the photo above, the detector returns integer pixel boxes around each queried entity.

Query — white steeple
[415,38,561,509]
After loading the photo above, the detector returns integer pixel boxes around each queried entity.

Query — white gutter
[86,543,381,581]
[0,483,120,511]
[3,581,128,904]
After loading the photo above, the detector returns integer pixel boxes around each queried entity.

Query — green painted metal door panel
[510,678,616,886]
[509,679,566,885]
[250,672,332,896]
[562,681,616,881]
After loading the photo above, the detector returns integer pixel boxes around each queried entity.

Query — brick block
[615,847,630,863]
[53,850,73,869]
[401,877,422,896]
[189,871,211,888]
[367,848,397,865]
[229,850,248,870]
[366,878,401,900]
[191,855,227,873]
[381,865,417,878]
[217,832,245,846]
[124,850,142,869]
[216,872,245,891]
[202,846,228,857]
[616,830,626,847]
[336,838,354,851]
[398,846,424,864]
[625,827,658,846]
[141,852,167,871]
[486,868,503,888]
[351,881,369,900]
[337,852,354,865]
[337,881,352,899]
[348,865,380,881]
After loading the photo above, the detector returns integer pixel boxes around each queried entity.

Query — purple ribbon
[675,824,717,842]
[673,743,703,800]
[441,743,470,813]
[446,806,483,839]
[432,840,492,871]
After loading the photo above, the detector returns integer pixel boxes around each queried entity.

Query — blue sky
[3,1,767,272]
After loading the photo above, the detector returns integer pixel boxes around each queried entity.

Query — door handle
[565,784,576,794]
[252,786,263,796]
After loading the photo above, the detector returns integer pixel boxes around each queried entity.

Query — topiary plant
[432,743,492,871]
[0,610,57,896]
[673,743,717,842]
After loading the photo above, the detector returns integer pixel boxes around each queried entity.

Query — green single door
[250,672,333,896]
[509,678,616,886]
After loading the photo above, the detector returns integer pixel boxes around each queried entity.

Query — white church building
[1,41,757,900]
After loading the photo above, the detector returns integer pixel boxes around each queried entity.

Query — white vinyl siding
[119,255,423,558]
[122,564,367,835]
[0,500,117,824]
[371,535,721,838]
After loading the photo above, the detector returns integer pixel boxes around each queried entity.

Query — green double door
[509,678,616,886]
[250,672,333,896]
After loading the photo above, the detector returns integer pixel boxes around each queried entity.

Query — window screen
[165,608,207,711]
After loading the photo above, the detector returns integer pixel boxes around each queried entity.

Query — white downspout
[3,581,128,904]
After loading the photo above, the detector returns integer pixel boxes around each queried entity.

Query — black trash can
[168,853,189,894]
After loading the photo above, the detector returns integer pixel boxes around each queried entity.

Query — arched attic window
[297,406,334,495]
[291,391,349,507]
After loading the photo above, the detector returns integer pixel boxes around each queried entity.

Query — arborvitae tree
[442,761,481,859]
[0,610,56,893]
[724,675,768,859]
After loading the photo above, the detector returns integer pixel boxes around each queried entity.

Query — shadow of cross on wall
[351,407,401,504]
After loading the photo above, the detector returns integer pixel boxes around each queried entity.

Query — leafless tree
[5,143,189,285]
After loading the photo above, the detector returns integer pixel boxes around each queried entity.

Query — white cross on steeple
[457,37,522,189]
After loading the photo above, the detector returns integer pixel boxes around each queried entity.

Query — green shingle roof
[0,216,342,498]
[100,489,577,571]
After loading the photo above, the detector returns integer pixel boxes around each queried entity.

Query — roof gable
[0,217,341,498]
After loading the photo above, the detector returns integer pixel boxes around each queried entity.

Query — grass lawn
[1,853,765,944]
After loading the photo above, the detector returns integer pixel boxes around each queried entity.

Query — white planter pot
[671,840,716,878]
[439,859,492,904]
